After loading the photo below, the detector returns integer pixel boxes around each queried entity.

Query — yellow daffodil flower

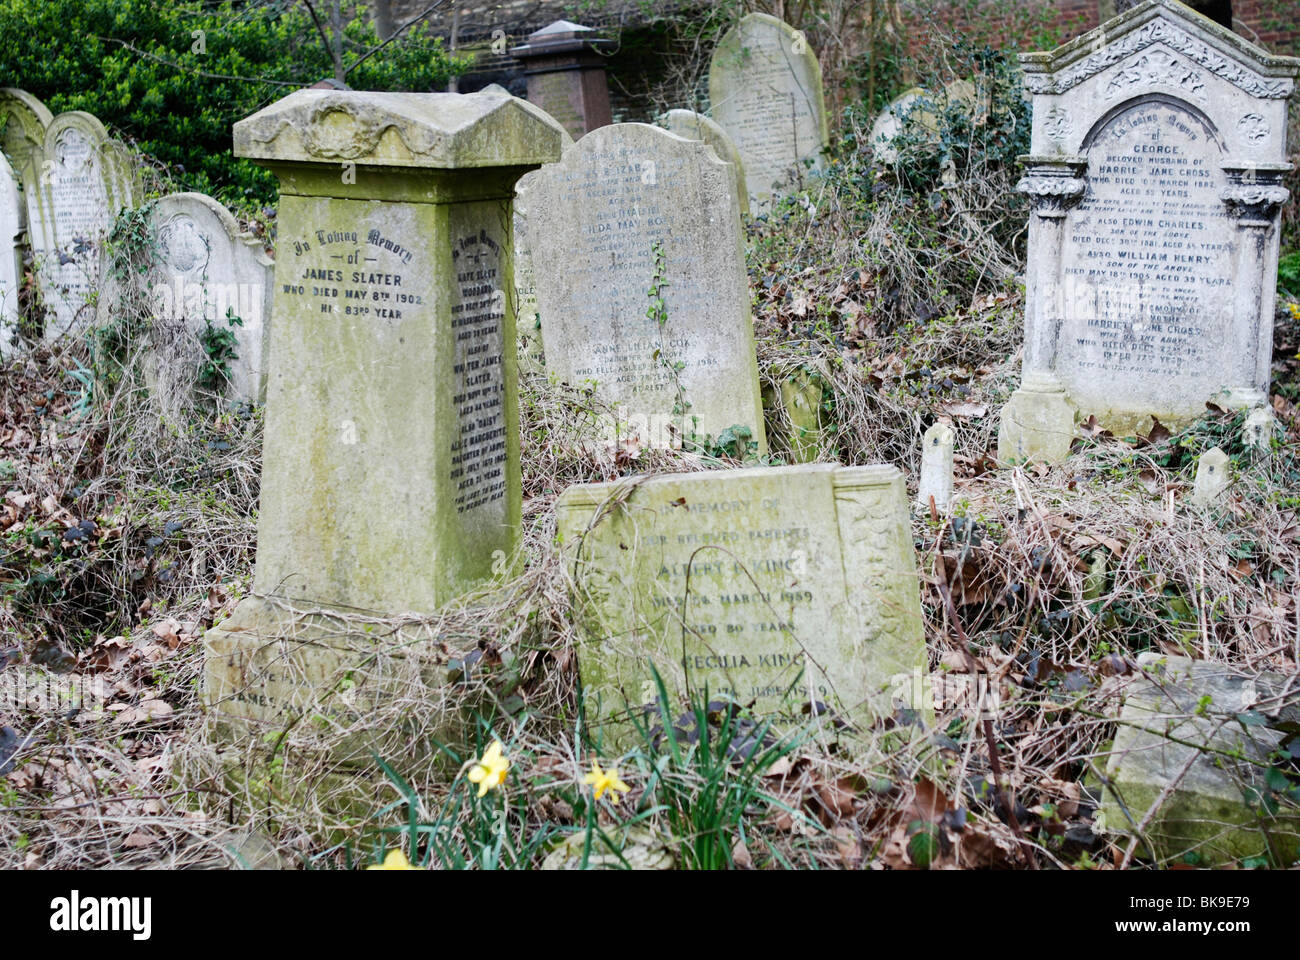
[583,760,631,803]
[367,848,419,870]
[468,739,509,797]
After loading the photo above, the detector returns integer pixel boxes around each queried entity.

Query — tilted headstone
[28,111,140,337]
[203,90,564,726]
[0,87,52,196]
[999,0,1300,462]
[708,13,829,212]
[529,123,766,453]
[1101,653,1300,865]
[658,109,750,217]
[1242,406,1273,459]
[98,192,273,407]
[869,88,935,165]
[0,154,21,354]
[555,463,925,739]
[1191,445,1228,506]
[917,421,955,513]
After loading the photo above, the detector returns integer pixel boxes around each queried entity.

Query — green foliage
[1279,251,1300,298]
[198,308,243,392]
[0,0,463,209]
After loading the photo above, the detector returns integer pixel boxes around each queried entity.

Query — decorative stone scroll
[999,0,1300,462]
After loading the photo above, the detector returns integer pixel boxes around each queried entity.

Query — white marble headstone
[0,154,22,355]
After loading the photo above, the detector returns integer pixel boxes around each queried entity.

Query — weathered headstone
[1101,653,1300,865]
[658,109,750,217]
[0,88,52,196]
[529,123,766,452]
[0,90,52,354]
[555,463,925,738]
[28,111,140,337]
[1242,406,1273,458]
[0,154,21,354]
[1000,0,1300,461]
[708,13,829,211]
[1191,446,1228,506]
[510,21,615,142]
[869,88,935,165]
[513,122,574,374]
[777,369,826,462]
[203,90,564,727]
[98,192,273,407]
[917,422,955,513]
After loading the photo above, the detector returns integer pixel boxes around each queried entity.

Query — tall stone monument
[510,21,615,142]
[999,0,1300,462]
[528,123,766,453]
[203,90,564,727]
[708,13,829,212]
[28,111,140,338]
[557,463,925,740]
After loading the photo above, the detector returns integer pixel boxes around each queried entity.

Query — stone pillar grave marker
[510,21,615,142]
[202,89,564,731]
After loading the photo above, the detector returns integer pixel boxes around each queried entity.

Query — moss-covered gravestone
[999,0,1300,461]
[28,111,140,337]
[658,109,749,218]
[708,13,829,212]
[529,123,765,454]
[203,90,563,731]
[556,463,925,742]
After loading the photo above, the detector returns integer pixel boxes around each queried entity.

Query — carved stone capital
[1016,173,1086,218]
[1220,183,1289,223]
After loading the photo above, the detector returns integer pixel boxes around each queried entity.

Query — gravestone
[203,90,564,728]
[0,154,21,354]
[1101,653,1300,865]
[658,109,750,217]
[28,111,140,337]
[1191,446,1228,506]
[510,21,615,141]
[708,13,829,211]
[0,88,52,197]
[98,192,273,407]
[513,122,574,373]
[556,463,925,738]
[999,0,1300,461]
[869,88,935,164]
[529,123,766,452]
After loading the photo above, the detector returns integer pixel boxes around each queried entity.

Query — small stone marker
[658,109,749,217]
[529,123,766,452]
[917,421,955,513]
[98,192,273,407]
[1242,406,1273,458]
[203,90,563,727]
[1191,446,1228,506]
[555,463,925,738]
[999,0,1300,462]
[708,13,829,211]
[777,370,825,462]
[28,111,140,337]
[510,21,615,141]
[1101,653,1300,865]
[0,154,21,354]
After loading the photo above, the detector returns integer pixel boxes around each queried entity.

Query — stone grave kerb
[1000,0,1300,462]
[232,90,564,614]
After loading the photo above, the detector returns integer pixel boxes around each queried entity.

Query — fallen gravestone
[555,463,925,740]
[27,111,140,338]
[999,0,1300,461]
[1101,653,1300,865]
[529,123,765,453]
[658,109,749,217]
[708,13,829,212]
[203,90,564,731]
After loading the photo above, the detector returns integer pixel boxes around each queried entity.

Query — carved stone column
[1220,164,1290,410]
[997,158,1086,464]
